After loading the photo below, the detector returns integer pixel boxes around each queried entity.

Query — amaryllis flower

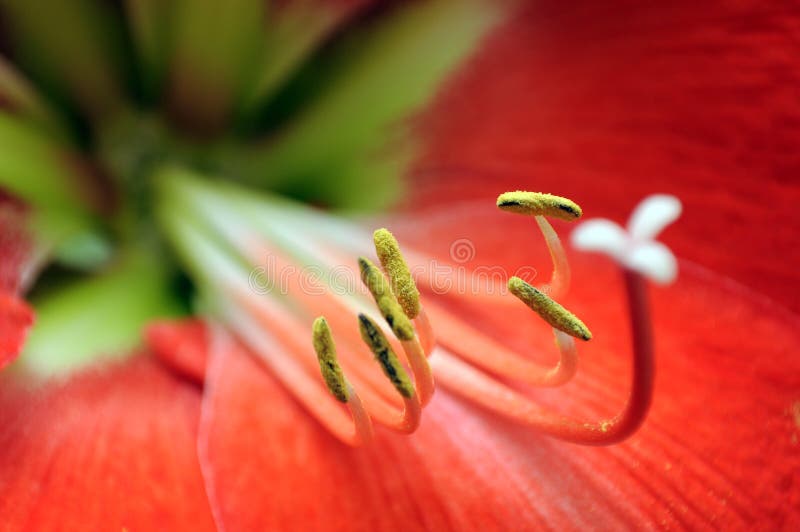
[1,1,799,531]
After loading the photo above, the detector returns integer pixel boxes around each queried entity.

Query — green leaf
[232,0,501,211]
[162,0,266,132]
[0,113,100,261]
[0,0,130,119]
[124,0,173,103]
[19,248,184,377]
[235,1,367,124]
[0,55,71,140]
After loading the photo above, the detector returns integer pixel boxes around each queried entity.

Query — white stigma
[571,194,682,285]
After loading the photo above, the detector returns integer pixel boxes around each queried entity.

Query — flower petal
[0,355,216,530]
[199,335,629,530]
[198,264,800,529]
[624,241,678,285]
[0,293,34,370]
[195,197,800,528]
[0,0,127,118]
[146,318,209,383]
[20,250,184,377]
[627,194,682,242]
[410,1,800,312]
[390,202,800,527]
[0,187,34,293]
[570,218,628,261]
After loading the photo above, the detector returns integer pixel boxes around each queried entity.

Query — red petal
[200,196,800,528]
[200,338,588,530]
[0,355,216,530]
[411,202,800,526]
[146,319,209,383]
[410,1,800,313]
[0,293,34,369]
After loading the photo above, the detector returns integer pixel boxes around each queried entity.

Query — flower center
[0,0,504,377]
[158,174,663,447]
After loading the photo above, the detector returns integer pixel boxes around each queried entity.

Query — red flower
[1,1,799,530]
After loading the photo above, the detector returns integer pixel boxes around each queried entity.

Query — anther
[373,228,420,319]
[508,277,592,340]
[312,317,349,402]
[358,257,415,341]
[497,191,582,221]
[358,313,415,398]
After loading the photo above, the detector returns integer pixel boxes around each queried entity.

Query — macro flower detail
[1,0,799,530]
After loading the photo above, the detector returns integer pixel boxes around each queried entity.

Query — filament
[431,269,654,445]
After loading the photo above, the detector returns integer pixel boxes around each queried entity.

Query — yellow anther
[312,317,349,402]
[508,277,592,340]
[358,257,415,341]
[497,191,582,221]
[373,228,420,319]
[358,314,415,398]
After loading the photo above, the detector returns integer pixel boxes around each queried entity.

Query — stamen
[508,276,592,341]
[220,289,376,446]
[358,313,415,398]
[355,312,423,433]
[310,317,374,444]
[373,228,420,319]
[312,317,349,403]
[496,191,581,298]
[372,228,435,406]
[496,191,582,221]
[242,233,431,426]
[431,269,655,446]
[358,257,415,341]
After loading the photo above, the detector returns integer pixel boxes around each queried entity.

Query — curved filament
[535,215,571,298]
[400,336,435,406]
[424,300,579,387]
[433,269,654,445]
